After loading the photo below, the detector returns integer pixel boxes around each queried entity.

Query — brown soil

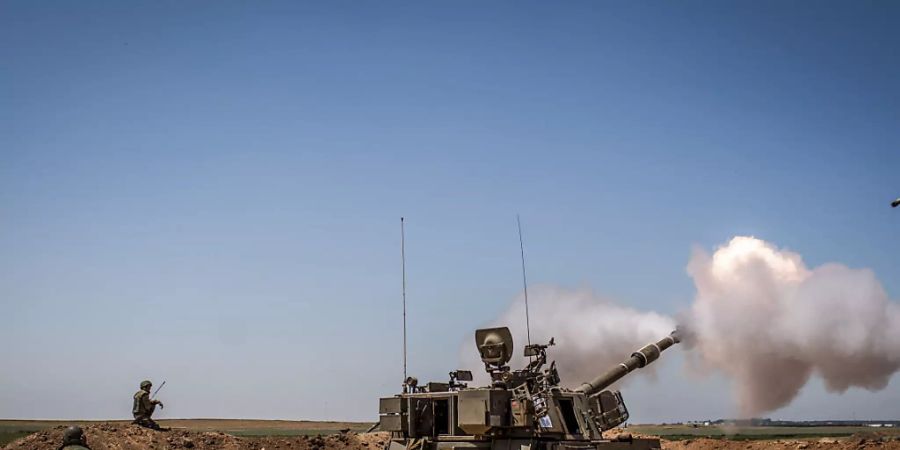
[2,423,389,450]
[0,420,372,432]
[7,425,900,450]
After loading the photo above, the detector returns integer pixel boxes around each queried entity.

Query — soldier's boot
[133,417,163,431]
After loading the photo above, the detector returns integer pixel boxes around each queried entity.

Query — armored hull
[381,390,661,450]
[378,328,680,450]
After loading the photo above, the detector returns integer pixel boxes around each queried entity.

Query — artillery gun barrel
[576,330,681,396]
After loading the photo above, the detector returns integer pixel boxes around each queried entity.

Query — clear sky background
[1,1,898,422]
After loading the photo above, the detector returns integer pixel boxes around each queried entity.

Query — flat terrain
[629,424,900,441]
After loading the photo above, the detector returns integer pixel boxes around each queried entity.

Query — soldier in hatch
[132,380,164,430]
[58,426,91,450]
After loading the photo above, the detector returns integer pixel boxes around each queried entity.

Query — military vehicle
[378,327,680,450]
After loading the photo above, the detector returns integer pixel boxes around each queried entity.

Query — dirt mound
[3,423,390,450]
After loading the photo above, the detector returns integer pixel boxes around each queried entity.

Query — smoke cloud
[465,236,900,417]
[685,236,900,417]
[462,286,675,388]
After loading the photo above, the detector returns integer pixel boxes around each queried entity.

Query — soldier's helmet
[62,426,84,445]
[140,380,152,389]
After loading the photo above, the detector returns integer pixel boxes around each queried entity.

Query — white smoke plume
[461,285,675,388]
[464,236,900,417]
[685,236,900,417]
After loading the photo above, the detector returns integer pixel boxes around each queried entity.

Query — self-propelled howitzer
[377,327,681,450]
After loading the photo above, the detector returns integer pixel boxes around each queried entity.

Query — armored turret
[378,326,681,450]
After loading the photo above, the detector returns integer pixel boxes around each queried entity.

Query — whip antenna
[517,214,532,346]
[401,217,408,384]
[151,380,166,399]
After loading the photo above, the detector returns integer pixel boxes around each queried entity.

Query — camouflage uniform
[132,380,163,430]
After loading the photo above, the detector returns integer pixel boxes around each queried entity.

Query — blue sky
[1,1,898,422]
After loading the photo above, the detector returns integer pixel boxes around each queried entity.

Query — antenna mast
[401,217,408,384]
[517,214,532,346]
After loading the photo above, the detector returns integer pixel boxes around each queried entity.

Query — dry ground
[4,421,900,450]
[3,423,388,450]
[663,436,900,450]
[0,420,373,447]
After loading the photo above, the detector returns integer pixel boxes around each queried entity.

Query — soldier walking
[132,380,164,430]
[58,426,91,450]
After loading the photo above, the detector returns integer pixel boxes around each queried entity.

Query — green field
[629,424,900,441]
[0,429,34,448]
